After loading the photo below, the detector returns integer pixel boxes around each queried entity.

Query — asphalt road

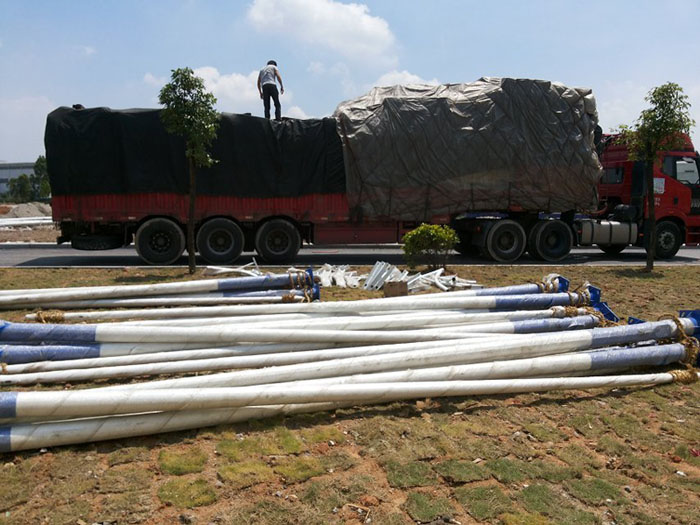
[1,243,699,267]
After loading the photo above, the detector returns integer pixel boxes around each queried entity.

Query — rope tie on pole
[1,362,7,374]
[656,315,699,367]
[669,369,698,384]
[584,307,618,328]
[35,310,65,324]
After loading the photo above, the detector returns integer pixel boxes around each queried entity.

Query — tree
[30,155,51,200]
[159,67,220,274]
[616,82,695,271]
[8,174,32,202]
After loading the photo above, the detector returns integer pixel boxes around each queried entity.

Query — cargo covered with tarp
[333,77,602,221]
[45,107,345,198]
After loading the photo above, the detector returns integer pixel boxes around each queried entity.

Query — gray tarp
[333,77,602,221]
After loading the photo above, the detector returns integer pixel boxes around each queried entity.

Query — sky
[1,0,699,162]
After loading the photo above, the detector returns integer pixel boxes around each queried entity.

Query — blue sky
[1,0,699,162]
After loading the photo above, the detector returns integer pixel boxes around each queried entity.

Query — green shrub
[402,223,458,269]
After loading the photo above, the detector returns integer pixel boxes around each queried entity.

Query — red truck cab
[597,134,700,257]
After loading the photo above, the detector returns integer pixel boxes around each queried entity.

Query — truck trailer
[45,77,699,265]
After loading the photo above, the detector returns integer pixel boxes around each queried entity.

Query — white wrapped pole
[96,319,695,392]
[1,372,695,452]
[23,291,590,322]
[0,270,313,308]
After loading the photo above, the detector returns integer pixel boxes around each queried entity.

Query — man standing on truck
[257,60,284,121]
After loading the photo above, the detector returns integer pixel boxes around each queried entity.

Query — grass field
[0,265,698,524]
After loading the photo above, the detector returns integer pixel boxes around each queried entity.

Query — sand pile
[0,202,52,218]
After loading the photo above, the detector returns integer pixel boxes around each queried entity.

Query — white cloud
[78,45,97,57]
[143,72,167,87]
[375,70,439,87]
[0,96,55,162]
[247,0,397,67]
[193,66,262,112]
[286,106,310,119]
[307,61,325,75]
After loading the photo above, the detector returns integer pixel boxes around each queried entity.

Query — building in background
[0,162,35,194]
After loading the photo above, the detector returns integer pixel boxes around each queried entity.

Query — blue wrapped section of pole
[0,426,10,453]
[510,315,598,333]
[679,310,700,336]
[0,344,101,364]
[0,392,17,419]
[0,322,97,343]
[588,344,686,369]
[216,269,313,292]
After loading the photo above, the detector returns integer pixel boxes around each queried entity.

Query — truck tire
[255,219,301,263]
[528,220,572,262]
[71,235,123,251]
[597,244,626,256]
[654,221,682,259]
[135,218,185,265]
[484,220,526,263]
[196,218,245,264]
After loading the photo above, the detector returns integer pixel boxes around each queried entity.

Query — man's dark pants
[262,84,281,120]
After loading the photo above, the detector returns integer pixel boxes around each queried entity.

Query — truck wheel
[654,221,682,259]
[255,219,301,263]
[135,218,185,265]
[484,220,526,262]
[529,220,572,262]
[196,218,245,264]
[597,244,626,256]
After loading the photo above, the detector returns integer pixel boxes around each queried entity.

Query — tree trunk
[187,155,197,275]
[644,152,656,272]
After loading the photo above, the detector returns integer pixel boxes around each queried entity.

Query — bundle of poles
[0,272,697,453]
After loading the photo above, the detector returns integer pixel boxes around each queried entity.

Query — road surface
[1,243,699,267]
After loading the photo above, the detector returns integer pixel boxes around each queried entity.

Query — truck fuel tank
[577,220,638,246]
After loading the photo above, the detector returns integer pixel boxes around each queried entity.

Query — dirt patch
[0,225,58,243]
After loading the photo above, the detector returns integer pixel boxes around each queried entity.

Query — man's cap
[267,60,277,66]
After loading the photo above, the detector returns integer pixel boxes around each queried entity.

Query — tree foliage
[159,68,219,169]
[615,82,695,271]
[7,174,32,202]
[158,67,220,273]
[402,223,458,269]
[616,82,695,164]
[31,155,51,199]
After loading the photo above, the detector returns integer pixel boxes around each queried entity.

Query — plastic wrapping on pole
[0,344,685,419]
[0,269,314,309]
[23,288,318,309]
[95,319,695,392]
[23,291,590,322]
[2,372,695,452]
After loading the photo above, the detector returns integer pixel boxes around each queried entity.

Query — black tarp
[45,107,346,197]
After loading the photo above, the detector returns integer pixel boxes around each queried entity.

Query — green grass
[565,477,624,505]
[454,484,512,520]
[402,492,454,523]
[158,446,208,475]
[157,478,217,508]
[273,456,326,483]
[384,460,436,488]
[217,460,276,489]
[433,459,489,483]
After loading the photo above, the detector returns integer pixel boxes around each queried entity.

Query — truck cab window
[601,166,623,184]
[676,157,699,185]
[662,155,675,176]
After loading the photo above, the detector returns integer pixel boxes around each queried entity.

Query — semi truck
[45,77,700,265]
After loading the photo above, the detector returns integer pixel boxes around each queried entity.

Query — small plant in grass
[402,492,454,523]
[402,223,458,269]
[107,446,150,466]
[158,446,208,475]
[157,478,217,508]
